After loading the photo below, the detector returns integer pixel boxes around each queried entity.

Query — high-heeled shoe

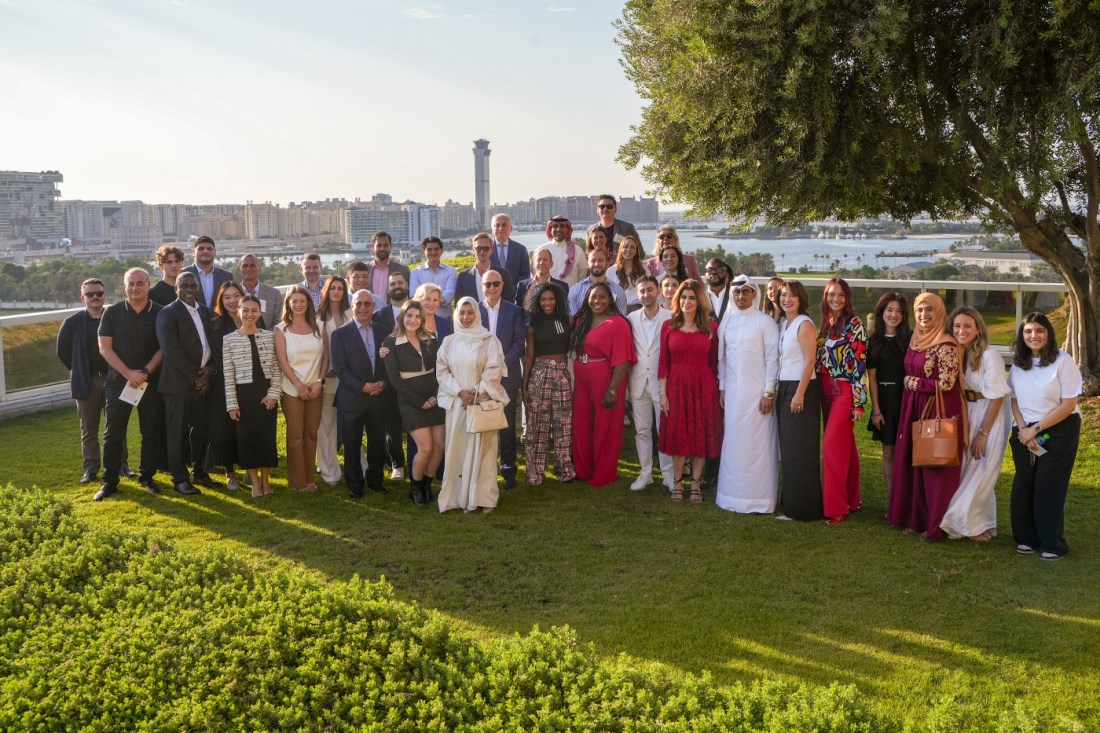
[671,480,685,502]
[689,480,702,505]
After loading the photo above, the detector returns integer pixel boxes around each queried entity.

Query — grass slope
[0,402,1096,729]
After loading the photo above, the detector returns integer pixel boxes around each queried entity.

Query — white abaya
[716,294,780,513]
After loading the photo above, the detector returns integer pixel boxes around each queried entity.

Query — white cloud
[402,5,446,19]
[546,4,575,11]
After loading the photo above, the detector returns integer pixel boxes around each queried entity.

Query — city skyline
[2,1,653,206]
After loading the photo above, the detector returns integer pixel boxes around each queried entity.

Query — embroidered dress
[816,317,867,519]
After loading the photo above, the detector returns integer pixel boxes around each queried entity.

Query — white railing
[0,278,1068,414]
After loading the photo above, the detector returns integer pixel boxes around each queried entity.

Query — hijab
[909,292,957,352]
[450,296,491,345]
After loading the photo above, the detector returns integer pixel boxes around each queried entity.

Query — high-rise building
[343,203,441,252]
[0,170,65,246]
[442,199,477,232]
[473,139,491,229]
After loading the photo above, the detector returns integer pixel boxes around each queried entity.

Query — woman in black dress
[223,296,281,497]
[382,300,446,506]
[207,281,246,490]
[866,292,911,499]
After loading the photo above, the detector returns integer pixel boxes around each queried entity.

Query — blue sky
[1,0,650,205]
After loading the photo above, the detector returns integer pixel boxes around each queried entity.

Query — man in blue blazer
[479,270,525,489]
[455,233,515,305]
[183,235,234,310]
[331,288,391,499]
[489,213,531,290]
[155,272,216,495]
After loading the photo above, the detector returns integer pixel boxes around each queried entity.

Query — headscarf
[545,215,577,279]
[450,296,490,345]
[729,273,760,316]
[909,292,956,352]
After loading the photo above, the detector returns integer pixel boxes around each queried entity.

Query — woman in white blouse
[1008,312,1082,560]
[274,286,328,492]
[940,307,1011,542]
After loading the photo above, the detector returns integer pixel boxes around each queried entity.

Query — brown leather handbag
[911,382,966,467]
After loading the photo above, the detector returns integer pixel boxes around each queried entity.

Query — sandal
[690,480,702,505]
[671,480,684,502]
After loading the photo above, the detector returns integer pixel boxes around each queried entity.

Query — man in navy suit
[331,288,391,498]
[480,270,525,489]
[490,213,530,291]
[455,233,514,305]
[183,235,233,310]
[155,272,216,495]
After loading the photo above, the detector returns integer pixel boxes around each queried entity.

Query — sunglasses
[83,291,105,297]
[597,204,615,210]
[474,246,491,252]
[483,281,503,288]
[657,233,676,240]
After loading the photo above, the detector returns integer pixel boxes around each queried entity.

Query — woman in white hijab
[436,297,509,513]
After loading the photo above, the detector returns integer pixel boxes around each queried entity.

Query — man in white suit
[626,275,675,491]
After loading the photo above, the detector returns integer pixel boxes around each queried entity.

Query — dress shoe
[503,474,517,490]
[390,466,405,482]
[370,484,389,495]
[80,470,97,485]
[93,483,117,501]
[630,474,652,491]
[348,490,364,499]
[190,473,219,489]
[138,475,160,494]
[173,481,201,496]
[120,466,137,479]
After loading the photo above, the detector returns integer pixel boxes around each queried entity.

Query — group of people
[57,197,1083,555]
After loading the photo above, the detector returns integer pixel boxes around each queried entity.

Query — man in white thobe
[716,274,780,513]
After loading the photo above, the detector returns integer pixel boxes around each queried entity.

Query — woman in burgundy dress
[888,292,965,540]
[658,280,722,503]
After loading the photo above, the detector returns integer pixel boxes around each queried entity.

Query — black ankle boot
[411,477,428,506]
[421,476,435,504]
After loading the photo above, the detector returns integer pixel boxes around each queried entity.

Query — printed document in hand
[119,381,148,406]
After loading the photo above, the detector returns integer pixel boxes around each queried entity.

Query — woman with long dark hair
[317,275,352,487]
[647,243,691,284]
[761,276,784,323]
[940,306,1011,542]
[607,235,648,312]
[274,285,327,492]
[658,280,722,503]
[521,282,575,485]
[206,281,246,490]
[866,292,911,496]
[1007,313,1082,559]
[815,277,867,524]
[571,282,636,487]
[888,292,964,541]
[645,226,702,281]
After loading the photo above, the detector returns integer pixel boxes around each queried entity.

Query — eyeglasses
[474,246,491,252]
[597,204,615,210]
[657,233,676,240]
[483,281,503,288]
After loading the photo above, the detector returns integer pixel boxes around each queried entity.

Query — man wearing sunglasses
[586,195,641,257]
[57,279,133,485]
[454,232,515,305]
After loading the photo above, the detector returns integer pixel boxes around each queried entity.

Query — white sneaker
[630,474,652,491]
[391,467,405,481]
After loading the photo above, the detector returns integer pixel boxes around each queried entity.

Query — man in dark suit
[331,288,391,498]
[371,271,410,480]
[455,232,514,305]
[479,270,526,489]
[183,235,233,310]
[155,272,216,495]
[489,213,531,288]
[364,231,411,305]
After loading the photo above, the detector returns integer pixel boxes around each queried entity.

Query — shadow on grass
[2,406,1099,725]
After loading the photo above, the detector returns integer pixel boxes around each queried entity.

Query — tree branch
[1053,179,1089,239]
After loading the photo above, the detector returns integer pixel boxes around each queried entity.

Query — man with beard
[536,215,586,287]
[365,231,411,305]
[297,252,324,308]
[183,235,233,310]
[585,195,641,257]
[237,254,282,330]
[567,248,628,316]
[705,258,734,324]
[372,272,409,334]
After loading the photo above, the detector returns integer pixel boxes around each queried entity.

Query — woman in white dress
[940,307,1011,541]
[436,297,509,514]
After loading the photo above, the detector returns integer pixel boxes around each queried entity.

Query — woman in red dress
[571,282,636,487]
[658,280,722,503]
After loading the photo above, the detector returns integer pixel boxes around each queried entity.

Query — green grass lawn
[0,402,1097,728]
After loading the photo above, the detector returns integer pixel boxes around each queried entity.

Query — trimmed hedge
[0,485,888,732]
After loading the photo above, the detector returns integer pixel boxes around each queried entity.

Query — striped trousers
[523,357,575,483]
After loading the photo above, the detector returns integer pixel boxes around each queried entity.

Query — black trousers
[164,388,210,484]
[1010,413,1080,556]
[340,404,386,496]
[381,391,405,470]
[102,382,167,486]
[498,385,519,477]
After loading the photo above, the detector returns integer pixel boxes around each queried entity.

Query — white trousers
[631,382,675,486]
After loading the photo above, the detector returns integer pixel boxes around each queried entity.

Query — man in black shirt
[56,278,133,484]
[96,268,168,500]
[150,244,186,307]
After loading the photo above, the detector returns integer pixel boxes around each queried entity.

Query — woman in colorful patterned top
[887,292,964,541]
[815,277,867,524]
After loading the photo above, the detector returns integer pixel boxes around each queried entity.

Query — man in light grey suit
[237,254,282,330]
[626,275,675,492]
[183,235,233,310]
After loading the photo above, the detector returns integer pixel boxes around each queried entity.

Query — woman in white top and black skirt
[1008,312,1083,560]
[775,280,823,520]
